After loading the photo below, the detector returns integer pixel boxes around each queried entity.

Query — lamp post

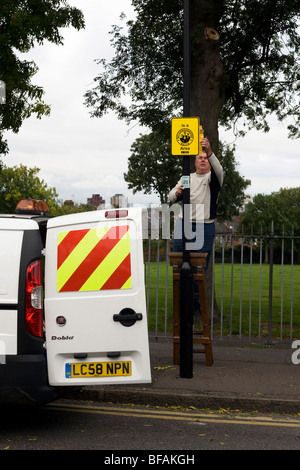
[180,0,194,379]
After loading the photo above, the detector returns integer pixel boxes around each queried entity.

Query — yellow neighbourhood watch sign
[171,117,199,156]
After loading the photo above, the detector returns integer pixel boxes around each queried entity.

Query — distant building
[87,194,105,208]
[111,193,128,208]
[242,195,253,212]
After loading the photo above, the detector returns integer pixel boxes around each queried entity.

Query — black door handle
[113,308,143,327]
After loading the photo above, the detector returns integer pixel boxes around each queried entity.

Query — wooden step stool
[169,252,213,366]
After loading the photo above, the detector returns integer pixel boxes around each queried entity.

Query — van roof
[0,214,50,230]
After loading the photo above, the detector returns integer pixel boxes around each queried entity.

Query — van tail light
[105,209,128,219]
[25,260,43,338]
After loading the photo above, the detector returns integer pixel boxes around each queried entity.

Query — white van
[0,202,151,404]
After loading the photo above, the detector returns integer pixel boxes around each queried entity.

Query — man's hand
[176,185,184,197]
[201,137,212,156]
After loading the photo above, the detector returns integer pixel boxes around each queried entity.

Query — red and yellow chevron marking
[57,225,131,292]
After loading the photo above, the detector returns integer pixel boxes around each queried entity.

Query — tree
[0,0,85,156]
[84,0,299,319]
[124,132,182,204]
[54,200,97,216]
[214,142,251,221]
[84,0,300,157]
[0,163,98,216]
[238,188,300,263]
[125,134,251,218]
[238,187,300,234]
[0,164,60,214]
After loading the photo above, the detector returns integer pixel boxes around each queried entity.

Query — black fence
[145,223,300,345]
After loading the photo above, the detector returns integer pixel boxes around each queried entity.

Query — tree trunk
[189,0,225,321]
[189,0,225,165]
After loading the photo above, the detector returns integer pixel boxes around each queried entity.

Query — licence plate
[65,361,131,378]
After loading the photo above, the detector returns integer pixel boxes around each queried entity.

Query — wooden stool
[169,252,213,366]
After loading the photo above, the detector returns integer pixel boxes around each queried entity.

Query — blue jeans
[173,219,215,270]
[173,219,215,312]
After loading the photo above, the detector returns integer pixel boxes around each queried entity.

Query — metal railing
[144,224,300,345]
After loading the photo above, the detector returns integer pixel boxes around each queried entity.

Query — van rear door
[44,208,151,386]
[0,218,25,356]
[0,217,44,356]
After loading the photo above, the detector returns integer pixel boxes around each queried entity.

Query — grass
[145,262,300,340]
[213,263,300,339]
[145,261,173,334]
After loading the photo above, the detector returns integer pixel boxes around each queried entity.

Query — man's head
[195,152,211,175]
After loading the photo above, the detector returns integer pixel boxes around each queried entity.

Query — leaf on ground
[153,365,175,371]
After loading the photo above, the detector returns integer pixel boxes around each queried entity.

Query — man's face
[195,153,211,174]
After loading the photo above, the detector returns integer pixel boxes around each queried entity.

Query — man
[169,137,223,269]
[169,137,223,314]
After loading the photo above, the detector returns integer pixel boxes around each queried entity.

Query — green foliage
[238,187,300,234]
[0,164,60,214]
[84,1,183,135]
[0,0,85,155]
[216,142,251,221]
[0,163,97,216]
[219,0,300,139]
[125,134,250,220]
[52,201,97,216]
[124,131,182,204]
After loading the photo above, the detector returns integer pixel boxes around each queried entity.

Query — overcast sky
[3,0,300,207]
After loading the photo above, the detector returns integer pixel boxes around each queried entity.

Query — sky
[3,0,300,208]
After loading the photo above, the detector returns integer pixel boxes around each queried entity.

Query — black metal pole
[267,221,274,346]
[180,0,194,378]
[183,0,190,119]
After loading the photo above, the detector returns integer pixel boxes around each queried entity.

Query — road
[1,399,300,451]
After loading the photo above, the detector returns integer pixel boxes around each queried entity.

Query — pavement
[67,337,300,414]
